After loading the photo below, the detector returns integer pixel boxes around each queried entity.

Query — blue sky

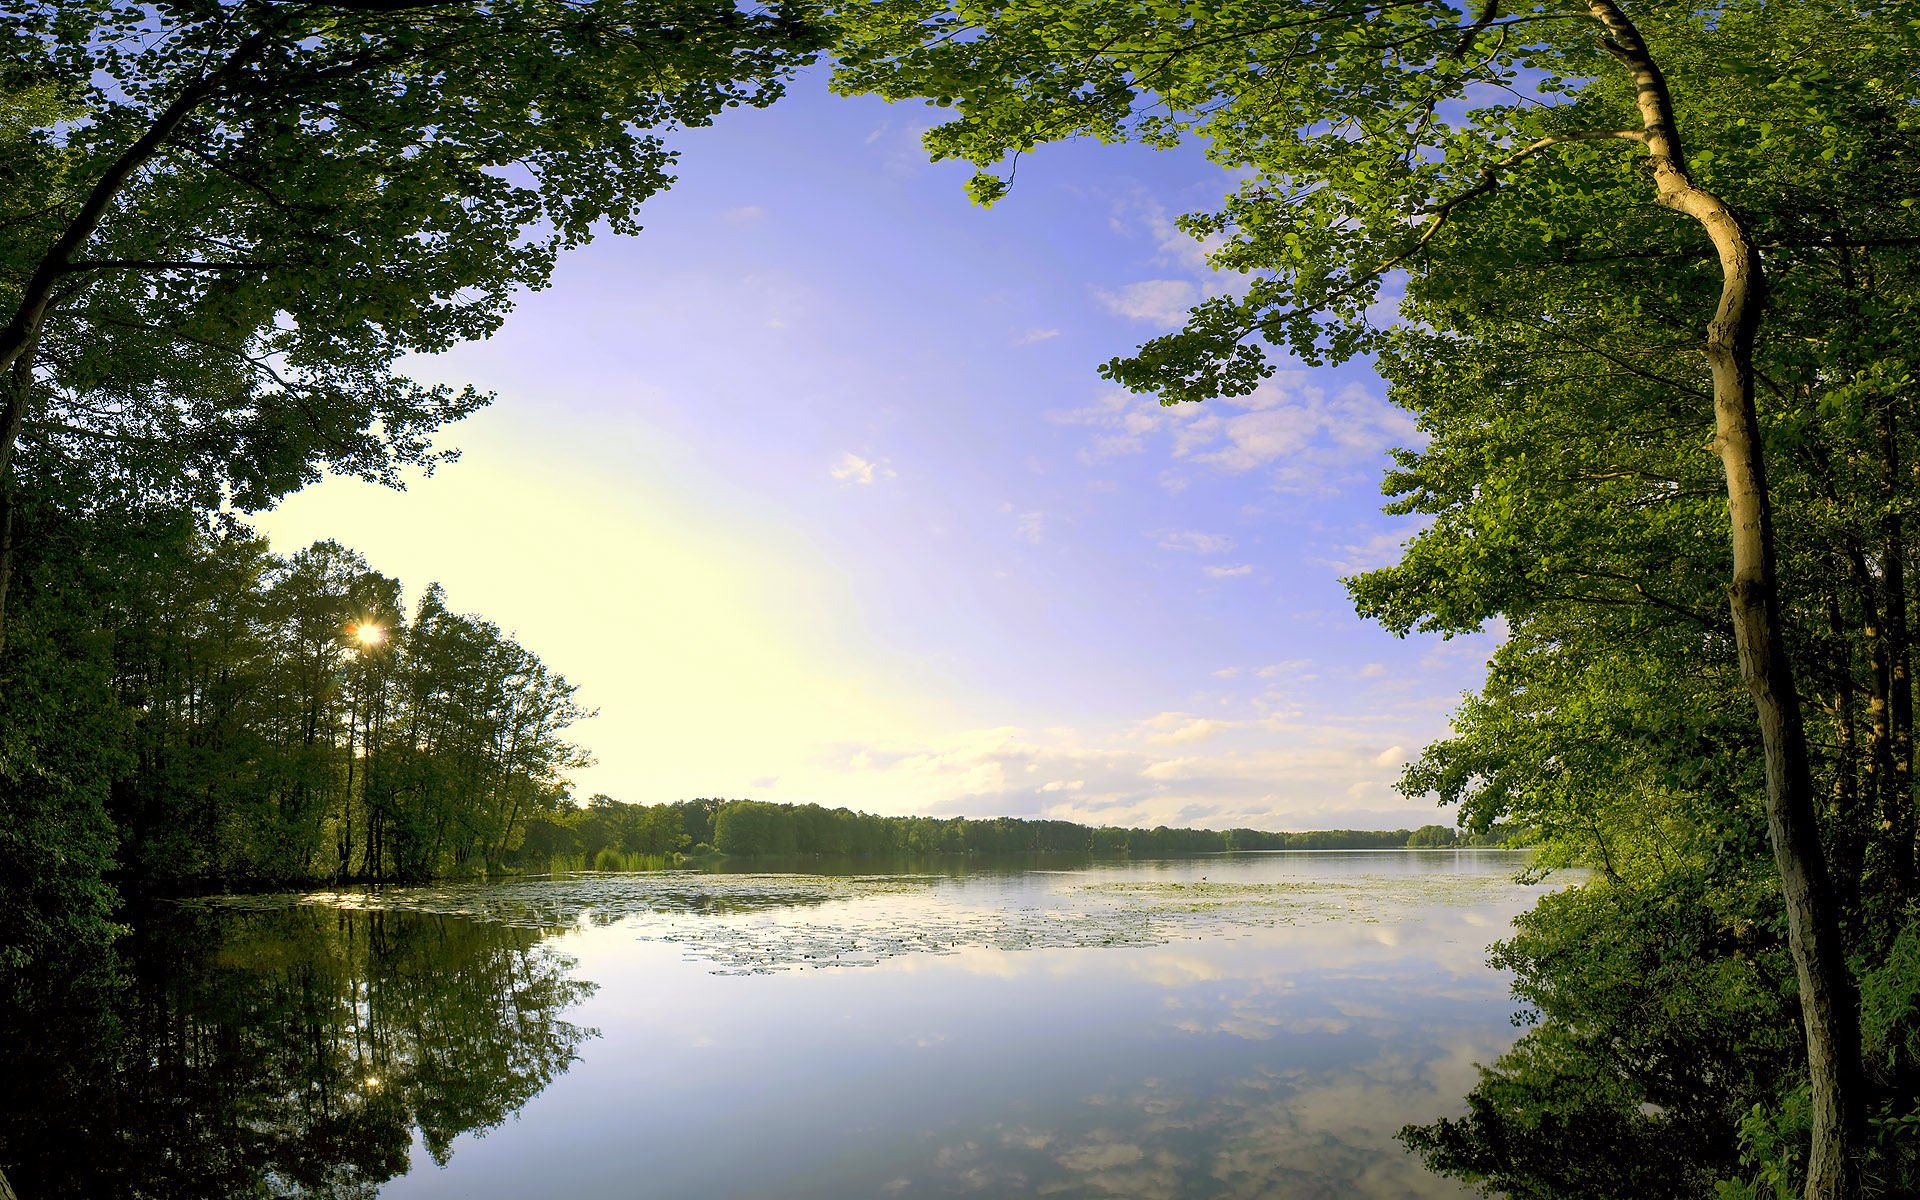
[255,70,1496,831]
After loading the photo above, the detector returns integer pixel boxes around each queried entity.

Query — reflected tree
[0,905,595,1198]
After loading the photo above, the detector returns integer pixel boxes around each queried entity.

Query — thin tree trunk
[1588,4,1863,1196]
[0,344,37,656]
[491,786,527,874]
[1877,392,1915,900]
[1843,544,1896,851]
[1826,582,1865,927]
[338,702,355,882]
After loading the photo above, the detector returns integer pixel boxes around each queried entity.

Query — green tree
[0,0,821,650]
[1405,824,1459,850]
[0,502,131,989]
[0,905,596,1198]
[830,3,1920,1191]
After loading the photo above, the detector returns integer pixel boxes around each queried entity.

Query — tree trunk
[1843,543,1896,869]
[337,706,355,883]
[0,345,36,655]
[1588,4,1863,1196]
[1876,392,1915,900]
[0,33,270,660]
[1825,581,1865,927]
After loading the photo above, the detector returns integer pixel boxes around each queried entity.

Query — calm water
[2,850,1559,1199]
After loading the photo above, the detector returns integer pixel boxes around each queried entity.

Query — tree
[0,906,595,1198]
[829,1,1920,1193]
[0,0,821,651]
[5,522,592,892]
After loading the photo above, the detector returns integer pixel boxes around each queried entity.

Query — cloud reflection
[896,1034,1501,1200]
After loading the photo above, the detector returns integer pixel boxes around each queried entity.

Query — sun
[351,621,386,648]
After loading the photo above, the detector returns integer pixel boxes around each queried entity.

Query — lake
[0,850,1559,1199]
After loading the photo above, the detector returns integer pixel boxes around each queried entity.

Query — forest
[830,1,1920,1194]
[109,529,588,891]
[0,905,595,1200]
[3,0,1919,1198]
[517,793,1500,869]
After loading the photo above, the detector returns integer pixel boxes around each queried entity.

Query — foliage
[0,905,594,1199]
[0,500,132,991]
[828,0,1920,1193]
[510,794,1522,869]
[105,526,589,887]
[1407,866,1804,1196]
[3,0,820,514]
[0,0,822,1010]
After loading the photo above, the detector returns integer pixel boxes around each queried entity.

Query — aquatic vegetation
[183,863,1554,975]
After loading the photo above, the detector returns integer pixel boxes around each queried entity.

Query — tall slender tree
[830,1,1920,1192]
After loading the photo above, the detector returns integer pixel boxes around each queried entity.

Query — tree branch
[0,30,272,380]
[1453,0,1502,56]
[64,259,277,274]
[1364,131,1646,283]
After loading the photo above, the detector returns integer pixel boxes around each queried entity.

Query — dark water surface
[2,850,1557,1199]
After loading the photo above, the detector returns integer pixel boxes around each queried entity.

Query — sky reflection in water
[325,849,1551,1200]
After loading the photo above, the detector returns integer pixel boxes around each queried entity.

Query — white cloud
[865,116,943,176]
[831,452,895,485]
[790,703,1459,832]
[1049,375,1417,493]
[1014,510,1046,544]
[1015,327,1063,346]
[1204,564,1254,579]
[801,700,1468,830]
[1151,718,1224,746]
[1109,191,1227,278]
[1093,279,1199,326]
[1255,660,1312,679]
[1141,757,1197,781]
[1314,531,1407,574]
[1051,389,1200,466]
[1155,529,1234,555]
[1194,408,1319,473]
[721,205,766,225]
[730,269,818,332]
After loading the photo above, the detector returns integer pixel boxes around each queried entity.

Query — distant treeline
[516,796,1517,870]
[52,517,1511,894]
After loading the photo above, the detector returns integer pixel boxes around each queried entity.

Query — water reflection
[0,906,594,1199]
[204,850,1541,975]
[366,852,1546,1200]
[869,1035,1501,1199]
[3,852,1550,1199]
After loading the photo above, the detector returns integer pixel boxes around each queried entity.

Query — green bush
[592,848,625,872]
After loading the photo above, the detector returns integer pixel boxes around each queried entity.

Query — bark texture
[1588,4,1864,1197]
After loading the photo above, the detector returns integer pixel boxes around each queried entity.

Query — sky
[252,71,1499,832]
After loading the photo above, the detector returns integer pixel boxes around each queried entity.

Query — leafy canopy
[7,0,820,511]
